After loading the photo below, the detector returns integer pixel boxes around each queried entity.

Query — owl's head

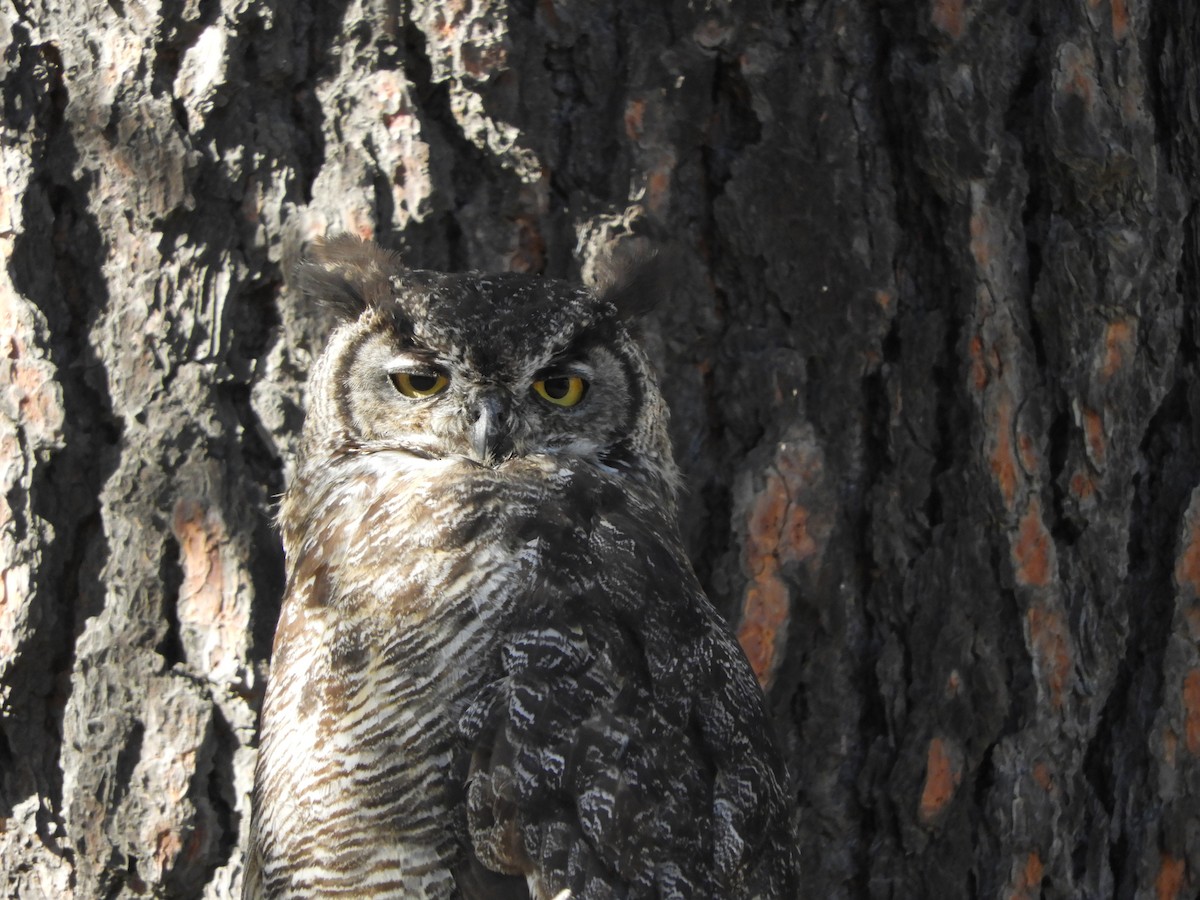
[293,235,679,506]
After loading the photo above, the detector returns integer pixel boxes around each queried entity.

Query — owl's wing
[456,505,799,899]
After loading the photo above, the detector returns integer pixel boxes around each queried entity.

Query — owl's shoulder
[450,481,799,898]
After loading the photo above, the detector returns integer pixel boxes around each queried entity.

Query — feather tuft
[596,244,684,320]
[293,234,403,319]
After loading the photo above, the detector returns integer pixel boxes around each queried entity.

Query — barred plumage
[243,236,799,898]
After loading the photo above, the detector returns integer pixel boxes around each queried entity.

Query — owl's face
[334,274,644,466]
[295,237,677,503]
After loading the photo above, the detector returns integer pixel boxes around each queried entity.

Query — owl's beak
[468,394,511,464]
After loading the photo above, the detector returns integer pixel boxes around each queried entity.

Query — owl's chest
[296,464,583,686]
[287,458,617,685]
[261,495,549,898]
[325,477,543,621]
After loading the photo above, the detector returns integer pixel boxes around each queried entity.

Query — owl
[243,236,799,899]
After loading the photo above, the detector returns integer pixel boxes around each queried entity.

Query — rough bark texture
[1,0,1197,898]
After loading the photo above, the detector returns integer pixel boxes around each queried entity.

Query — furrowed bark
[1,1,1196,897]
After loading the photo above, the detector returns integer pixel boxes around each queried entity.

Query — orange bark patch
[384,110,412,133]
[1062,44,1097,106]
[969,334,988,390]
[1184,669,1200,755]
[1018,433,1039,474]
[737,573,789,690]
[969,208,991,268]
[1102,319,1134,378]
[7,355,62,439]
[1185,607,1200,641]
[646,167,671,216]
[785,503,818,560]
[1033,762,1054,792]
[154,828,183,880]
[990,395,1018,508]
[343,207,374,241]
[434,0,467,36]
[875,289,894,311]
[745,475,787,577]
[1027,602,1072,710]
[931,0,965,39]
[737,440,829,688]
[945,669,962,698]
[624,98,646,141]
[1175,502,1200,597]
[1009,851,1044,900]
[1156,853,1186,900]
[1111,0,1129,40]
[173,500,225,626]
[1164,727,1178,769]
[170,499,248,677]
[1083,406,1106,465]
[772,460,829,562]
[1014,498,1053,588]
[1070,471,1095,500]
[918,736,962,823]
[1023,851,1045,887]
[739,474,790,687]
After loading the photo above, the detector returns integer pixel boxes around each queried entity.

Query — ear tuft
[596,243,681,320]
[293,235,402,319]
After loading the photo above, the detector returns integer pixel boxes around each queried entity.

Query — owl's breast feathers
[264,454,798,898]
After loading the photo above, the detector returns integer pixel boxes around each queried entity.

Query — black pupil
[407,373,439,392]
[543,377,571,399]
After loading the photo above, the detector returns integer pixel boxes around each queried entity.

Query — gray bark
[1,0,1197,897]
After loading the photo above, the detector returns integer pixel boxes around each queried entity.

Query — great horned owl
[244,236,799,899]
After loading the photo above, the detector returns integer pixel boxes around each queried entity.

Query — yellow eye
[391,371,449,398]
[533,375,587,408]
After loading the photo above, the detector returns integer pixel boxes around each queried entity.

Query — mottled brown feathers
[246,238,799,899]
[293,234,404,320]
[298,233,675,326]
[593,241,682,320]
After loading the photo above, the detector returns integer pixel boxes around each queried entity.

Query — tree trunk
[2,0,1197,897]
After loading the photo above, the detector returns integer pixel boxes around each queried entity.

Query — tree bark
[1,0,1197,897]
